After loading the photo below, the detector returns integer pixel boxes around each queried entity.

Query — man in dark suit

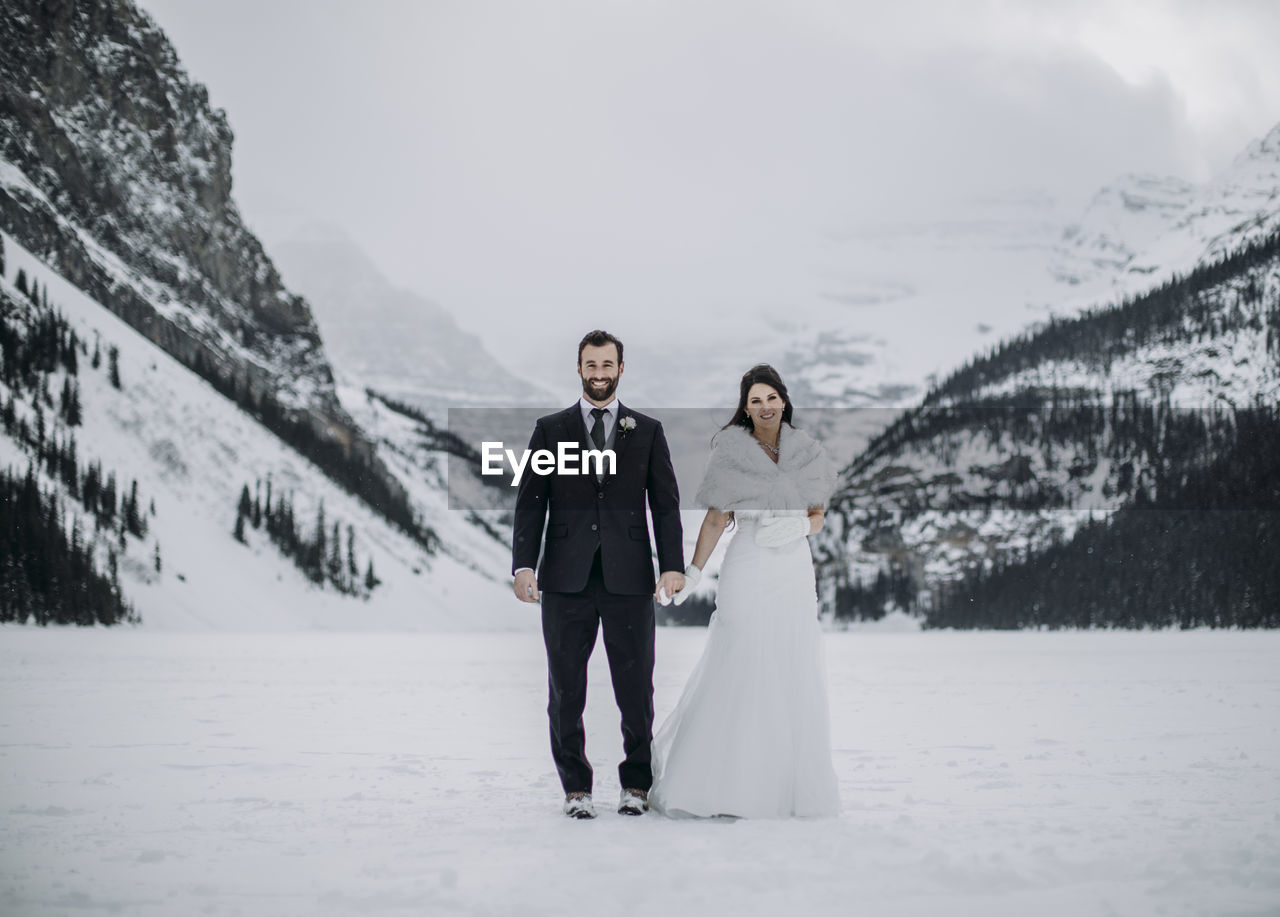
[512,330,685,819]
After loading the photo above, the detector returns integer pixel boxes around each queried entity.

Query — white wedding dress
[650,511,841,819]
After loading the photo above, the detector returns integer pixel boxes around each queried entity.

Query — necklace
[756,438,780,457]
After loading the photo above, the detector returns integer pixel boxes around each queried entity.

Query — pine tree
[328,519,343,586]
[0,465,133,626]
[347,525,358,582]
[14,268,27,295]
[153,542,161,574]
[63,332,78,374]
[365,558,380,592]
[108,346,121,389]
[298,501,326,583]
[91,338,101,370]
[82,462,101,514]
[101,472,117,523]
[315,502,326,548]
[34,402,45,451]
[62,435,79,495]
[60,377,81,425]
[265,488,278,539]
[124,480,145,537]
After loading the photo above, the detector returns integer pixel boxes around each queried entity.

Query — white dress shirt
[580,395,619,444]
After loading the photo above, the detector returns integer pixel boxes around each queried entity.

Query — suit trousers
[540,548,656,795]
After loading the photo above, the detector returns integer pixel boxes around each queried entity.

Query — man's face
[578,342,623,404]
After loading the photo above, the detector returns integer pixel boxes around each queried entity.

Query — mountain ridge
[815,228,1280,628]
[0,0,438,541]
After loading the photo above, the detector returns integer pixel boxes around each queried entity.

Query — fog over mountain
[269,224,552,411]
[137,1,1280,405]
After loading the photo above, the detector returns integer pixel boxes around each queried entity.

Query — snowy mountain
[635,127,1280,628]
[1053,123,1280,299]
[631,123,1280,420]
[268,225,551,410]
[813,229,1280,628]
[1052,175,1197,285]
[0,0,433,536]
[1,231,528,631]
[0,0,339,424]
[0,2,530,631]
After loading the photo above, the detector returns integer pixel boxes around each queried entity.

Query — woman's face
[745,383,784,435]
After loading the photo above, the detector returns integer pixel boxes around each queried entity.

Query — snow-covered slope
[1052,175,1197,285]
[805,124,1280,623]
[815,228,1280,623]
[1054,122,1280,302]
[791,122,1280,414]
[1,231,531,632]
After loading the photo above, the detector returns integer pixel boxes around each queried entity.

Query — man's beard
[582,375,618,402]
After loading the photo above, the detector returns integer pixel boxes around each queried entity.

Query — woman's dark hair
[722,363,793,431]
[577,329,624,365]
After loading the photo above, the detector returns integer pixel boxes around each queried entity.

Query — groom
[512,330,685,819]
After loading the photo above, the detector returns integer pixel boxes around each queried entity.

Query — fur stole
[694,423,837,513]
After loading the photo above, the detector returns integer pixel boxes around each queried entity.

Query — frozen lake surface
[2,627,1278,916]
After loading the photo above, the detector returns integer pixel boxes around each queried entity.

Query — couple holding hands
[512,330,840,820]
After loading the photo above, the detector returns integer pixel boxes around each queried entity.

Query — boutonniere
[618,416,637,435]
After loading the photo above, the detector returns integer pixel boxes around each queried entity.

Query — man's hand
[513,569,540,603]
[655,570,686,606]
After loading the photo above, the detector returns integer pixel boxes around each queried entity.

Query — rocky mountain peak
[1,0,335,418]
[1,0,418,526]
[1231,119,1280,168]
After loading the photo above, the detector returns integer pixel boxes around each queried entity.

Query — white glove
[672,564,701,606]
[754,514,810,548]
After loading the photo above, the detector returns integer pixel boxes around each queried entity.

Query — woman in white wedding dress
[651,364,841,819]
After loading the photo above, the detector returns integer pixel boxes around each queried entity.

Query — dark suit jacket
[511,403,683,595]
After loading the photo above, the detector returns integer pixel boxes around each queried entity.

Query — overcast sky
[141,0,1280,379]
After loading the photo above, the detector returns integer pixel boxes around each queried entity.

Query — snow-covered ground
[2,628,1276,917]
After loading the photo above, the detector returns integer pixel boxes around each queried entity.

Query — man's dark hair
[577,330,624,365]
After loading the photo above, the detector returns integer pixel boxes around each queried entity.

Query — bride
[652,364,841,819]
